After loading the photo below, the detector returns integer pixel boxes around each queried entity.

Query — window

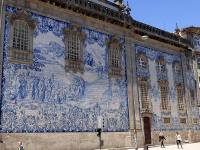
[197,58,200,70]
[139,80,149,109]
[107,36,122,77]
[13,20,29,51]
[64,24,86,73]
[163,117,171,124]
[137,53,148,69]
[156,57,166,73]
[159,82,169,110]
[176,85,185,111]
[174,62,182,74]
[180,118,186,124]
[193,118,198,125]
[8,10,36,64]
[190,90,195,107]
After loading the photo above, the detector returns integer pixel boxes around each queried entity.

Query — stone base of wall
[0,132,133,150]
[152,130,200,146]
[1,130,200,150]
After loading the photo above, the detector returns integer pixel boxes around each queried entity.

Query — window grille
[67,33,81,61]
[180,118,186,124]
[64,25,86,73]
[140,81,149,109]
[107,37,122,77]
[190,90,195,106]
[8,10,35,64]
[160,85,168,110]
[176,86,185,111]
[163,117,171,124]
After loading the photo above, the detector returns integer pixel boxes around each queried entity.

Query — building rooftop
[39,0,189,48]
[182,27,200,35]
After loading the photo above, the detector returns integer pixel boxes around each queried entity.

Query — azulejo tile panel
[0,6,129,133]
[134,44,200,131]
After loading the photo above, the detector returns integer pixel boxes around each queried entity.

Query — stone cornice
[35,0,190,49]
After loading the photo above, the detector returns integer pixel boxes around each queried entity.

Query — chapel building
[0,0,200,150]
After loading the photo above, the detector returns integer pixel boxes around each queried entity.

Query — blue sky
[124,0,200,32]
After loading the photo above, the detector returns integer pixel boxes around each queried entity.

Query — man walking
[18,141,24,150]
[159,132,166,148]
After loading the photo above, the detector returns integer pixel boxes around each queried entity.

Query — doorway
[143,117,151,144]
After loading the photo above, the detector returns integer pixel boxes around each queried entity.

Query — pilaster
[180,52,192,142]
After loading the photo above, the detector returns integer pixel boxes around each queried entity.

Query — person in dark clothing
[18,141,24,150]
[159,132,166,148]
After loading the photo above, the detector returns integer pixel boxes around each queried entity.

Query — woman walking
[176,132,183,149]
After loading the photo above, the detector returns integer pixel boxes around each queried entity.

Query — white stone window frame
[173,61,182,75]
[8,10,36,64]
[163,117,171,124]
[137,53,148,69]
[180,117,187,124]
[156,57,166,73]
[107,36,122,78]
[64,24,86,73]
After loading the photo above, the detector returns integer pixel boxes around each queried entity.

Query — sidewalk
[131,142,200,150]
[96,142,200,150]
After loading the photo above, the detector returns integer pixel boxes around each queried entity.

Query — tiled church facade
[0,0,200,150]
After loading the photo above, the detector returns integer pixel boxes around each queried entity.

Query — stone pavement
[132,142,200,150]
[96,142,200,150]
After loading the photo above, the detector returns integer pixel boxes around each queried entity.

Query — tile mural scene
[0,0,200,149]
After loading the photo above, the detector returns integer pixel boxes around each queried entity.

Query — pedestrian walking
[159,132,166,148]
[176,132,183,149]
[18,141,24,150]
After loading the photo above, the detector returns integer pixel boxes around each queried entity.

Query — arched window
[157,58,166,73]
[64,24,86,73]
[8,10,36,64]
[107,36,122,77]
[173,61,182,74]
[137,53,148,69]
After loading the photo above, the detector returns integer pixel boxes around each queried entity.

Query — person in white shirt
[176,132,183,149]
